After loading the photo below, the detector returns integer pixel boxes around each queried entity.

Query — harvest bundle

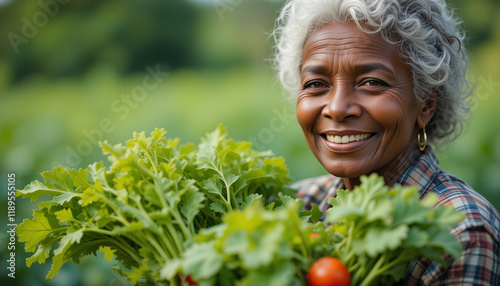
[16,126,464,285]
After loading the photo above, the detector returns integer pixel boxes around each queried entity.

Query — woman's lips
[320,132,374,153]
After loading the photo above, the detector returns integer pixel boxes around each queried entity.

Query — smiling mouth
[324,133,373,144]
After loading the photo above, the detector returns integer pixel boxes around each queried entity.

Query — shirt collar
[322,147,440,196]
[394,147,440,197]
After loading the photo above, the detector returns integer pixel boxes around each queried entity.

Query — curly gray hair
[273,0,473,146]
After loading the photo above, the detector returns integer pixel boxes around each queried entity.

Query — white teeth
[326,133,371,144]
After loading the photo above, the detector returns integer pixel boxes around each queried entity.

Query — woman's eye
[362,79,388,87]
[304,81,327,89]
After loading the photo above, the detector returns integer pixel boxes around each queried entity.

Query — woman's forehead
[302,22,403,71]
[304,22,395,54]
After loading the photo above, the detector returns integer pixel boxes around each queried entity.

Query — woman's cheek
[365,96,416,148]
[296,96,321,130]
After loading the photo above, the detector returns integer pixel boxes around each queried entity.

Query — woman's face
[297,21,422,179]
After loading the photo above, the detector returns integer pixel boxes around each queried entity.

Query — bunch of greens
[174,174,465,286]
[16,125,292,285]
[325,174,465,285]
[16,125,465,286]
[165,196,326,286]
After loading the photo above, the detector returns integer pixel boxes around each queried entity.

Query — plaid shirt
[292,148,500,285]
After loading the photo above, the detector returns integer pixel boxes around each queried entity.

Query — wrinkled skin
[297,22,437,189]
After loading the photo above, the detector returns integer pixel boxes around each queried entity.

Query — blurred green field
[1,0,499,285]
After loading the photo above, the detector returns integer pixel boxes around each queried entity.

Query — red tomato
[185,275,197,285]
[178,274,197,285]
[307,257,351,286]
[309,233,320,238]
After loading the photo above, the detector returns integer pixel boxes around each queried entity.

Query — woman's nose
[321,85,362,121]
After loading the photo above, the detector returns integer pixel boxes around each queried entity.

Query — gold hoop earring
[418,125,427,151]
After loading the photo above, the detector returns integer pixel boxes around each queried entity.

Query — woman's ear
[417,93,438,129]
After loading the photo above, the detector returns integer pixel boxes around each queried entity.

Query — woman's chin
[321,162,371,179]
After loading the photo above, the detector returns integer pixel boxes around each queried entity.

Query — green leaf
[403,226,429,248]
[432,205,466,228]
[327,189,349,208]
[46,250,68,279]
[202,176,223,196]
[99,246,116,262]
[87,161,107,185]
[198,124,227,151]
[365,199,394,224]
[183,242,223,280]
[240,224,284,269]
[427,227,464,260]
[392,189,431,226]
[151,128,167,143]
[45,228,85,279]
[54,228,85,256]
[247,261,295,286]
[219,146,241,166]
[53,192,81,205]
[41,166,74,192]
[164,190,181,211]
[278,194,298,207]
[26,236,58,267]
[196,148,219,174]
[418,246,448,266]
[126,265,150,285]
[17,209,64,253]
[179,143,195,155]
[363,225,409,257]
[223,230,249,254]
[209,202,227,214]
[68,168,90,188]
[240,193,262,209]
[310,203,323,224]
[80,187,101,207]
[242,169,266,181]
[159,259,182,280]
[420,192,439,208]
[262,157,291,185]
[36,201,54,211]
[225,174,239,189]
[180,188,205,225]
[17,180,73,203]
[54,209,75,223]
[326,205,365,222]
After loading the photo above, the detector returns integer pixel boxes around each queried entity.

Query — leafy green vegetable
[16,125,292,285]
[176,174,465,286]
[175,196,322,286]
[325,174,466,286]
[17,125,465,286]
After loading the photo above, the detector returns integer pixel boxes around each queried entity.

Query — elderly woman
[273,0,500,284]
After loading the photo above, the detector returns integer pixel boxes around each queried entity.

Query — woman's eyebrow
[353,63,394,74]
[301,63,394,75]
[301,65,328,75]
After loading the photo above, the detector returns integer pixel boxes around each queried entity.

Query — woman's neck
[341,143,423,190]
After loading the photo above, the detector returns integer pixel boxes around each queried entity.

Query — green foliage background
[0,0,498,285]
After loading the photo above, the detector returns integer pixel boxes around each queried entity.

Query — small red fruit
[307,257,351,286]
[185,275,197,285]
[178,274,197,285]
[309,233,320,238]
